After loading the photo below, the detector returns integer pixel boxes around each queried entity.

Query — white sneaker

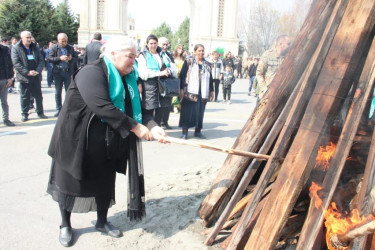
[228,100,232,104]
[222,100,226,104]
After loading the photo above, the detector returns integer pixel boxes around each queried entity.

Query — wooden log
[221,198,267,249]
[297,35,375,250]
[244,0,375,248]
[226,0,351,248]
[331,219,375,248]
[228,183,273,220]
[164,136,270,160]
[199,0,341,227]
[204,89,298,245]
[352,97,375,248]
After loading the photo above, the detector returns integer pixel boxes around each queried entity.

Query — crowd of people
[0,30,291,247]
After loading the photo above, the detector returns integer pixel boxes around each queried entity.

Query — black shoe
[4,119,15,126]
[194,132,206,139]
[54,110,60,117]
[59,226,73,247]
[21,114,29,122]
[95,222,122,238]
[164,123,172,130]
[180,134,188,140]
[37,113,48,119]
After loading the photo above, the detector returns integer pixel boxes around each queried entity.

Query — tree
[50,0,79,44]
[238,0,280,57]
[151,22,173,44]
[171,17,190,52]
[238,0,311,57]
[0,0,55,45]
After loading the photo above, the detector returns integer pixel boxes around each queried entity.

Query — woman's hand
[151,126,168,143]
[160,69,169,77]
[179,89,184,101]
[131,123,153,141]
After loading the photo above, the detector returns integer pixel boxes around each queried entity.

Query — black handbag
[158,77,180,97]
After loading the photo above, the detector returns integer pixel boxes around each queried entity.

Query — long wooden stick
[164,136,270,160]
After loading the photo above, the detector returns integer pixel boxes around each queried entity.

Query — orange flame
[315,142,337,171]
[309,182,323,209]
[309,183,375,250]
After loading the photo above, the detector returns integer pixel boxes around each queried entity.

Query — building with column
[189,0,239,55]
[77,0,128,47]
[77,0,239,55]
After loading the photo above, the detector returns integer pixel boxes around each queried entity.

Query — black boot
[21,113,29,122]
[181,128,188,140]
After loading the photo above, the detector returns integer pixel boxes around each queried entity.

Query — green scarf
[104,55,142,123]
[145,50,170,71]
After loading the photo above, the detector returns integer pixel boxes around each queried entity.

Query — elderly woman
[47,37,166,247]
[179,44,214,139]
[137,34,177,128]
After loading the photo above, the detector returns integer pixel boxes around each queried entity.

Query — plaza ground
[0,73,256,249]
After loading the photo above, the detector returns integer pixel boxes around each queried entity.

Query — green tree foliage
[0,0,78,46]
[0,0,55,45]
[50,0,79,44]
[171,17,189,52]
[151,22,173,44]
[150,18,190,53]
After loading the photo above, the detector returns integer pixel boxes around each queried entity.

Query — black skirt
[47,117,118,213]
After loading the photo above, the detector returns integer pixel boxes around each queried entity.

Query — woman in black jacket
[47,37,166,247]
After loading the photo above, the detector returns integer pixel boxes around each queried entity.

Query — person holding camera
[48,33,77,117]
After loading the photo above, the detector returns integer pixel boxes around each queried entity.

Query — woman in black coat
[47,37,166,247]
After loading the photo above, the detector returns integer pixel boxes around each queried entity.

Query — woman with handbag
[137,34,177,127]
[179,44,214,139]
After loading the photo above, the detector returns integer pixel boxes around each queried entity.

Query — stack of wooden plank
[199,0,375,249]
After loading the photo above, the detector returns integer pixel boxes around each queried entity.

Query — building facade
[78,0,128,47]
[77,0,239,54]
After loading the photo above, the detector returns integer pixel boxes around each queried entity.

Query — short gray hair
[101,36,137,57]
[20,31,32,38]
[57,33,68,40]
[159,37,169,45]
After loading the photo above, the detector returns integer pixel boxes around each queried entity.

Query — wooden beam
[297,37,375,250]
[245,0,375,249]
[199,0,342,227]
[224,0,351,249]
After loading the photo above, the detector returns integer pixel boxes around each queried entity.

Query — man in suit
[83,32,102,65]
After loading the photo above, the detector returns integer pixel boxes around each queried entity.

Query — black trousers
[213,79,221,101]
[19,77,44,115]
[53,69,72,111]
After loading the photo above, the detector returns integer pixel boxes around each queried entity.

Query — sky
[52,0,296,32]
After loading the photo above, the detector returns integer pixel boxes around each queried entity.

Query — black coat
[48,43,77,73]
[48,59,156,180]
[0,44,14,80]
[11,41,44,83]
[83,40,102,65]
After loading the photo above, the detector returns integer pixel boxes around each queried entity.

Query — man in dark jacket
[83,32,102,65]
[0,43,15,126]
[11,31,48,122]
[48,33,77,117]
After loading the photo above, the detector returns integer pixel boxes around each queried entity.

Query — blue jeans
[249,76,256,92]
[53,70,71,111]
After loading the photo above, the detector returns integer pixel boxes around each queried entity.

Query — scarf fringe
[127,206,146,221]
